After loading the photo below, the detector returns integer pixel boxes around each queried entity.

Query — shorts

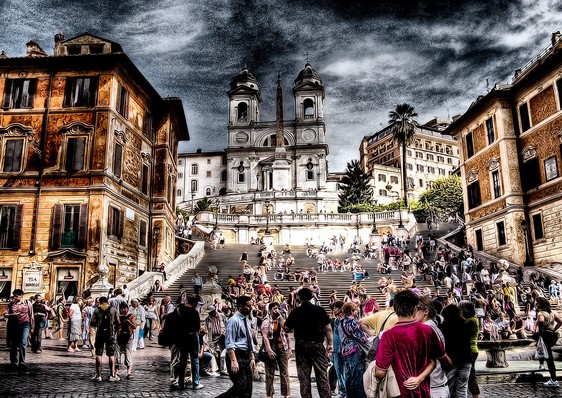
[95,333,116,357]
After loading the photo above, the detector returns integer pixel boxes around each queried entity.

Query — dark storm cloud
[0,0,559,170]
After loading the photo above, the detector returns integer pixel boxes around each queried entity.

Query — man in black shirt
[174,295,203,391]
[284,288,333,398]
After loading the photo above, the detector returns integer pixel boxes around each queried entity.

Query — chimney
[514,68,522,78]
[0,51,7,59]
[54,32,66,56]
[552,31,561,47]
[26,41,47,57]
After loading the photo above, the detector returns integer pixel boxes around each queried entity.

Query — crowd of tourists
[3,232,562,396]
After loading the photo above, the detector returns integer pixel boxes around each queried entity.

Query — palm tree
[389,103,419,208]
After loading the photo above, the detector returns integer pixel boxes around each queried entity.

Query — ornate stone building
[0,33,188,302]
[444,32,562,267]
[178,63,339,218]
[359,121,460,203]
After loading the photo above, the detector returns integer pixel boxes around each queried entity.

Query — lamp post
[372,200,378,234]
[521,220,533,267]
[398,201,404,228]
[213,200,220,232]
[190,192,195,215]
[153,225,160,271]
[264,199,272,234]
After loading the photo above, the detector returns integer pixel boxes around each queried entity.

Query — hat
[208,305,216,312]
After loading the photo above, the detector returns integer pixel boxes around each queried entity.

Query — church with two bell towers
[223,62,338,214]
[177,61,339,216]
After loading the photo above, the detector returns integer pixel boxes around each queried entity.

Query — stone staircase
[151,235,440,310]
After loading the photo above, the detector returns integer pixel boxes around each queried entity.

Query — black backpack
[97,307,112,336]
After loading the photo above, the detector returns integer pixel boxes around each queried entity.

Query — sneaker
[193,384,204,390]
[74,347,81,352]
[544,379,559,387]
[109,375,120,382]
[67,348,75,353]
[91,375,102,382]
[539,365,546,370]
[126,374,133,380]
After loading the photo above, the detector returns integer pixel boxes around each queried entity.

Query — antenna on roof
[305,51,310,63]
[486,78,489,92]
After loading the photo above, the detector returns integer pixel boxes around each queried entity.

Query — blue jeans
[447,362,472,398]
[178,333,200,388]
[343,352,366,398]
[332,351,347,396]
[10,323,31,366]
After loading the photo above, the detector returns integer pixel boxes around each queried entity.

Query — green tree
[389,103,419,208]
[338,159,373,212]
[419,175,463,220]
[193,197,216,214]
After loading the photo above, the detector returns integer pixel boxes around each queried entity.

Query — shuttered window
[2,79,37,109]
[113,143,123,178]
[50,204,88,249]
[66,137,86,173]
[108,206,124,240]
[116,83,129,119]
[141,164,149,195]
[139,219,147,247]
[3,139,24,172]
[64,76,98,107]
[0,205,23,249]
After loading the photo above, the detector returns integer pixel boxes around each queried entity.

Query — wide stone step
[152,242,439,310]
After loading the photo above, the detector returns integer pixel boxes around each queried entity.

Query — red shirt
[376,319,445,398]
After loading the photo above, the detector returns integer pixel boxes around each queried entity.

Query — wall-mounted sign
[57,268,79,282]
[544,156,558,182]
[126,207,135,220]
[0,269,11,280]
[22,269,42,293]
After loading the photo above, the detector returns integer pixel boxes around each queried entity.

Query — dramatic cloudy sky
[1,0,560,170]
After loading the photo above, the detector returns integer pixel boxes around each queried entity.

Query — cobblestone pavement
[0,338,560,397]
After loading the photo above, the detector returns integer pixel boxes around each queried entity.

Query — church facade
[179,63,339,216]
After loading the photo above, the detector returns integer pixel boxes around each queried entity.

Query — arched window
[265,134,289,147]
[190,163,198,175]
[190,180,198,193]
[177,189,182,197]
[205,187,212,196]
[303,99,314,118]
[237,102,248,122]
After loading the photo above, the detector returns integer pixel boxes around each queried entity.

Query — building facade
[359,121,460,202]
[0,33,188,302]
[177,150,226,208]
[445,32,562,267]
[178,63,339,221]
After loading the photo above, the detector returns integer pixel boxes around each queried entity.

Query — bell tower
[227,65,261,127]
[293,62,325,125]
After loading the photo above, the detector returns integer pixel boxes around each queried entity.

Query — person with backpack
[3,289,34,370]
[90,296,120,382]
[51,297,67,340]
[116,302,136,380]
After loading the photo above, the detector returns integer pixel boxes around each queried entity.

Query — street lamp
[264,199,272,234]
[398,200,404,229]
[190,191,195,215]
[153,225,160,271]
[372,199,378,234]
[213,200,220,232]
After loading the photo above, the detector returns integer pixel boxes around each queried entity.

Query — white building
[177,150,226,208]
[178,63,339,217]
